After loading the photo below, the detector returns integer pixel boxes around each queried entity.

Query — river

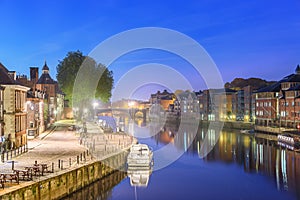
[66,120,300,200]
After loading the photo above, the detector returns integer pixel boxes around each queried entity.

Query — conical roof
[42,61,49,71]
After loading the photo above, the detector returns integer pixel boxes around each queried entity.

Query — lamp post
[93,102,99,122]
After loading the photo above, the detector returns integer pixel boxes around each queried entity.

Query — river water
[66,121,300,200]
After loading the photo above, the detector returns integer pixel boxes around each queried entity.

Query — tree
[56,51,114,106]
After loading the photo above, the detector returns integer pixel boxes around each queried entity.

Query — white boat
[278,134,300,147]
[127,144,153,168]
[127,168,152,187]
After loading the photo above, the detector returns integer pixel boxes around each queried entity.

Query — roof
[255,72,300,93]
[42,62,49,71]
[0,62,9,73]
[0,67,15,84]
[287,84,300,91]
[255,76,286,93]
[36,73,56,84]
[0,63,27,86]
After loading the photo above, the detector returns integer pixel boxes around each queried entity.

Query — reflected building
[195,129,300,198]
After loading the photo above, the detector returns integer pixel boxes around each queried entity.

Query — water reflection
[62,171,127,200]
[150,122,300,198]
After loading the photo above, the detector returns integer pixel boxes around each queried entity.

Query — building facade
[0,64,30,148]
[255,65,300,128]
[149,90,175,111]
[26,89,45,138]
[36,62,64,126]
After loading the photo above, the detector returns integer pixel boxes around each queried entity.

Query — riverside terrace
[0,120,135,194]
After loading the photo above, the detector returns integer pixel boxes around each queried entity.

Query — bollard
[11,160,14,170]
[83,152,86,162]
[61,160,63,170]
[52,163,54,173]
[69,158,71,166]
[77,155,79,164]
[87,149,89,156]
[21,146,23,154]
[80,153,82,161]
[58,159,60,169]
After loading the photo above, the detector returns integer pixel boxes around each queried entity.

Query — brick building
[36,62,64,125]
[255,65,300,128]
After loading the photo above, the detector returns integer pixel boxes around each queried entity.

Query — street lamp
[92,102,99,121]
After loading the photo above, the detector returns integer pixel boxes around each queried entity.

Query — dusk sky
[1,0,300,99]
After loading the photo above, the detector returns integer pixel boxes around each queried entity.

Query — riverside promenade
[0,120,135,197]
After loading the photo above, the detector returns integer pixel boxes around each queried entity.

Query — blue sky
[1,0,300,99]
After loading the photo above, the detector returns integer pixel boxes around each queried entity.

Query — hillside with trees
[224,78,275,90]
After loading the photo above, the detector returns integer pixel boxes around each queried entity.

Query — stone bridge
[96,108,148,120]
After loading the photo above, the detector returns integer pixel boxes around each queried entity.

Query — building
[0,77,5,139]
[199,90,211,120]
[174,91,199,117]
[0,63,30,148]
[149,90,175,111]
[26,89,45,138]
[278,66,300,128]
[255,65,300,128]
[243,86,254,122]
[254,82,280,127]
[36,62,64,125]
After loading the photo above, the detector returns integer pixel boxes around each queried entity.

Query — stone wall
[0,150,128,200]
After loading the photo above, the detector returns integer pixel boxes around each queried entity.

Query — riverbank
[0,120,135,200]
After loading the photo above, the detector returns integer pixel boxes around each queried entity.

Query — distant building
[149,90,175,111]
[199,88,236,121]
[174,91,199,117]
[36,62,64,125]
[199,90,210,120]
[243,86,254,122]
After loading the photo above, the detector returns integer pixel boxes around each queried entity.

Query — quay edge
[0,145,134,200]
